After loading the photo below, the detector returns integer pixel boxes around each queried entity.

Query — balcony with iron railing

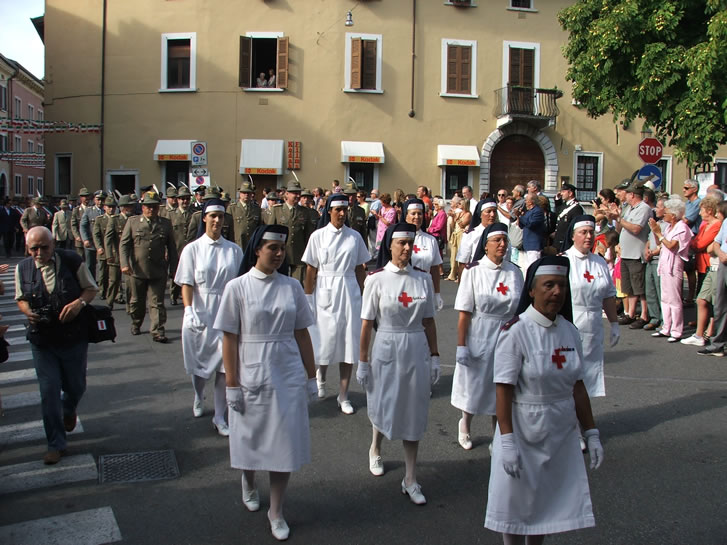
[493,86,563,129]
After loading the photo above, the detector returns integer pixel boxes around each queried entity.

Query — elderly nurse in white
[402,198,444,311]
[174,200,243,435]
[456,199,499,277]
[303,193,369,414]
[562,215,620,397]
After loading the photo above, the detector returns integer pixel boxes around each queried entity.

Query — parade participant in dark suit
[344,182,368,248]
[552,183,584,251]
[104,194,135,309]
[0,198,15,257]
[80,191,106,280]
[70,187,91,258]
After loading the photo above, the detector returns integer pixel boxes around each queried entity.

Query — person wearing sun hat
[215,223,316,542]
[302,193,369,412]
[357,221,440,505]
[485,255,603,542]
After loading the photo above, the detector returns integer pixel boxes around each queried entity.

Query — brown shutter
[239,36,251,87]
[277,36,289,89]
[509,47,534,87]
[508,47,520,85]
[522,48,534,87]
[459,45,471,94]
[350,37,362,90]
[446,45,460,93]
[362,39,377,89]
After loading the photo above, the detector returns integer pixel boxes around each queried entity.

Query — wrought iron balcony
[493,86,563,128]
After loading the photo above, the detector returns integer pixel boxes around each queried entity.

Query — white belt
[572,305,601,312]
[513,391,573,404]
[197,287,224,294]
[377,326,424,334]
[242,334,294,343]
[317,271,355,278]
[473,312,510,320]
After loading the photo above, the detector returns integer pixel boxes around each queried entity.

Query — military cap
[177,186,192,198]
[266,192,281,202]
[78,187,91,197]
[194,185,206,194]
[561,182,577,193]
[104,196,116,206]
[203,187,222,201]
[614,179,631,190]
[343,182,358,195]
[141,191,161,205]
[94,190,107,199]
[626,183,645,197]
[129,193,139,202]
[286,180,302,192]
[59,199,69,208]
[166,186,178,197]
[221,192,232,203]
[34,196,48,205]
[238,181,255,194]
[118,195,134,206]
[301,188,313,197]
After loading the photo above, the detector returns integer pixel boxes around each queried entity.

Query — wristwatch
[78,299,87,308]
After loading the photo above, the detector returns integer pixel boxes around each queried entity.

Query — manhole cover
[98,450,179,484]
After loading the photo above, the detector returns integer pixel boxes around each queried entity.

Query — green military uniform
[263,180,314,284]
[70,188,92,258]
[119,191,178,341]
[343,183,368,248]
[20,198,52,233]
[169,186,193,304]
[104,196,134,310]
[227,181,261,250]
[92,196,115,303]
[159,186,177,220]
[185,188,236,244]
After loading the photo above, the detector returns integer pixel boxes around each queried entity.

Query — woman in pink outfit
[649,198,693,342]
[374,193,396,256]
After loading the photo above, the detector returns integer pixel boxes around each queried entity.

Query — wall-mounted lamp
[345,11,354,26]
[640,124,653,139]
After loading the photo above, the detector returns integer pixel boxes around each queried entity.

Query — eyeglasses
[497,193,507,197]
[28,245,50,251]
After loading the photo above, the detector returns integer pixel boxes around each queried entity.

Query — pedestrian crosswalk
[0,264,122,543]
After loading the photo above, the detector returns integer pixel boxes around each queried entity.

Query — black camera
[593,197,602,207]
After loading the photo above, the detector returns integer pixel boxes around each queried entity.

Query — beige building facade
[42,0,727,201]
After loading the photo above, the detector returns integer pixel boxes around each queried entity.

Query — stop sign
[638,137,663,164]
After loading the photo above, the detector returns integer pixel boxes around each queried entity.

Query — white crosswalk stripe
[0,418,84,446]
[6,335,29,346]
[1,391,41,409]
[0,454,97,495]
[0,368,36,385]
[0,507,122,545]
[6,350,32,363]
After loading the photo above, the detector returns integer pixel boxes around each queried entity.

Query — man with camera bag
[15,226,98,464]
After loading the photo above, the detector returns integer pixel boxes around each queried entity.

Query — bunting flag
[0,119,103,133]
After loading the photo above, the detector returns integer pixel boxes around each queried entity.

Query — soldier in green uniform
[120,191,178,343]
[344,182,368,249]
[185,187,235,244]
[263,180,314,284]
[300,188,321,229]
[227,180,261,250]
[159,186,178,219]
[92,196,116,305]
[169,186,193,305]
[70,187,91,258]
[104,194,135,309]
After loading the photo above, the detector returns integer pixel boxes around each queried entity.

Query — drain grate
[98,450,180,484]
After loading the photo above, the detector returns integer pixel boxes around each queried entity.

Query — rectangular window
[346,163,377,193]
[510,0,533,8]
[56,154,72,195]
[0,134,7,152]
[27,176,34,196]
[27,104,34,120]
[443,166,470,200]
[14,135,21,152]
[239,34,289,90]
[38,143,43,155]
[160,32,197,91]
[14,97,21,119]
[345,34,381,92]
[27,141,34,153]
[440,39,478,98]
[0,86,7,111]
[37,109,43,121]
[37,178,44,196]
[574,153,602,202]
[14,174,22,196]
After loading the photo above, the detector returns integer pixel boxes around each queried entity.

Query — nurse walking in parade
[215,224,317,541]
[174,199,244,435]
[357,222,440,505]
[452,222,523,451]
[402,198,445,311]
[485,256,603,545]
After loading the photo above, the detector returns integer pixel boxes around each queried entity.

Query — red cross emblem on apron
[413,245,421,253]
[496,282,509,295]
[551,348,566,369]
[398,292,413,308]
[584,270,594,283]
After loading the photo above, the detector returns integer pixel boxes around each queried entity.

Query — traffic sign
[638,137,663,164]
[637,164,662,189]
[191,141,207,166]
[191,167,209,177]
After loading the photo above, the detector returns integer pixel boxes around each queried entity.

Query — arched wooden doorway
[489,134,545,195]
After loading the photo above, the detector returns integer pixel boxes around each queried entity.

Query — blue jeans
[31,341,88,451]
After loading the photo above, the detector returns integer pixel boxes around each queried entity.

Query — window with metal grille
[510,0,532,8]
[576,154,600,202]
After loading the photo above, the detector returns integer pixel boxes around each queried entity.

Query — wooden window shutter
[508,47,534,87]
[350,37,362,90]
[277,37,289,89]
[362,39,377,89]
[522,48,534,87]
[239,36,252,88]
[459,45,471,94]
[446,45,460,93]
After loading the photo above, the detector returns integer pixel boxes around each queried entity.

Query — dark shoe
[618,315,635,325]
[131,326,141,335]
[63,412,77,432]
[629,318,647,329]
[43,449,68,465]
[698,345,724,356]
[687,320,697,328]
[152,335,169,344]
[643,323,659,331]
[171,299,179,306]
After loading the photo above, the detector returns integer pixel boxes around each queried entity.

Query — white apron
[213,268,315,472]
[451,257,523,415]
[410,229,443,272]
[174,235,243,378]
[302,223,370,365]
[456,224,485,264]
[361,262,435,441]
[566,247,617,397]
[485,306,595,535]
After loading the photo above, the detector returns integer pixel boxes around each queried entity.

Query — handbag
[84,304,117,343]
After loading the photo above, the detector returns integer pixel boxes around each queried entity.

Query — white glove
[306,378,318,403]
[435,293,444,312]
[305,294,316,319]
[500,433,522,478]
[356,360,370,387]
[226,386,244,414]
[456,345,471,367]
[430,355,441,386]
[609,322,620,347]
[583,428,604,469]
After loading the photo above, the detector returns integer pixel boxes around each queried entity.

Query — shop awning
[437,145,480,167]
[153,140,196,161]
[341,141,385,164]
[239,139,285,175]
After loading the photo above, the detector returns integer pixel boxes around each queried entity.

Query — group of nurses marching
[175,194,616,544]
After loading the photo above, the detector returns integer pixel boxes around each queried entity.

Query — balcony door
[508,47,534,114]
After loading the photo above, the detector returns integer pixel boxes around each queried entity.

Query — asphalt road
[1,271,726,544]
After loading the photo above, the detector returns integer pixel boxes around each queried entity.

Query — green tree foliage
[559,0,727,166]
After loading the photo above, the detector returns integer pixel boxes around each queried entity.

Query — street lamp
[345,11,354,26]
[640,124,653,139]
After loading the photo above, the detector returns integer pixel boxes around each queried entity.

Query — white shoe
[667,336,681,343]
[457,418,472,450]
[369,453,384,476]
[337,396,354,415]
[193,397,204,418]
[242,480,260,512]
[268,511,290,541]
[316,368,326,399]
[213,421,230,437]
[681,335,706,346]
[401,479,427,505]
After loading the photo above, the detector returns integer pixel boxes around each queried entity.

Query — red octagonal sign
[638,137,663,164]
